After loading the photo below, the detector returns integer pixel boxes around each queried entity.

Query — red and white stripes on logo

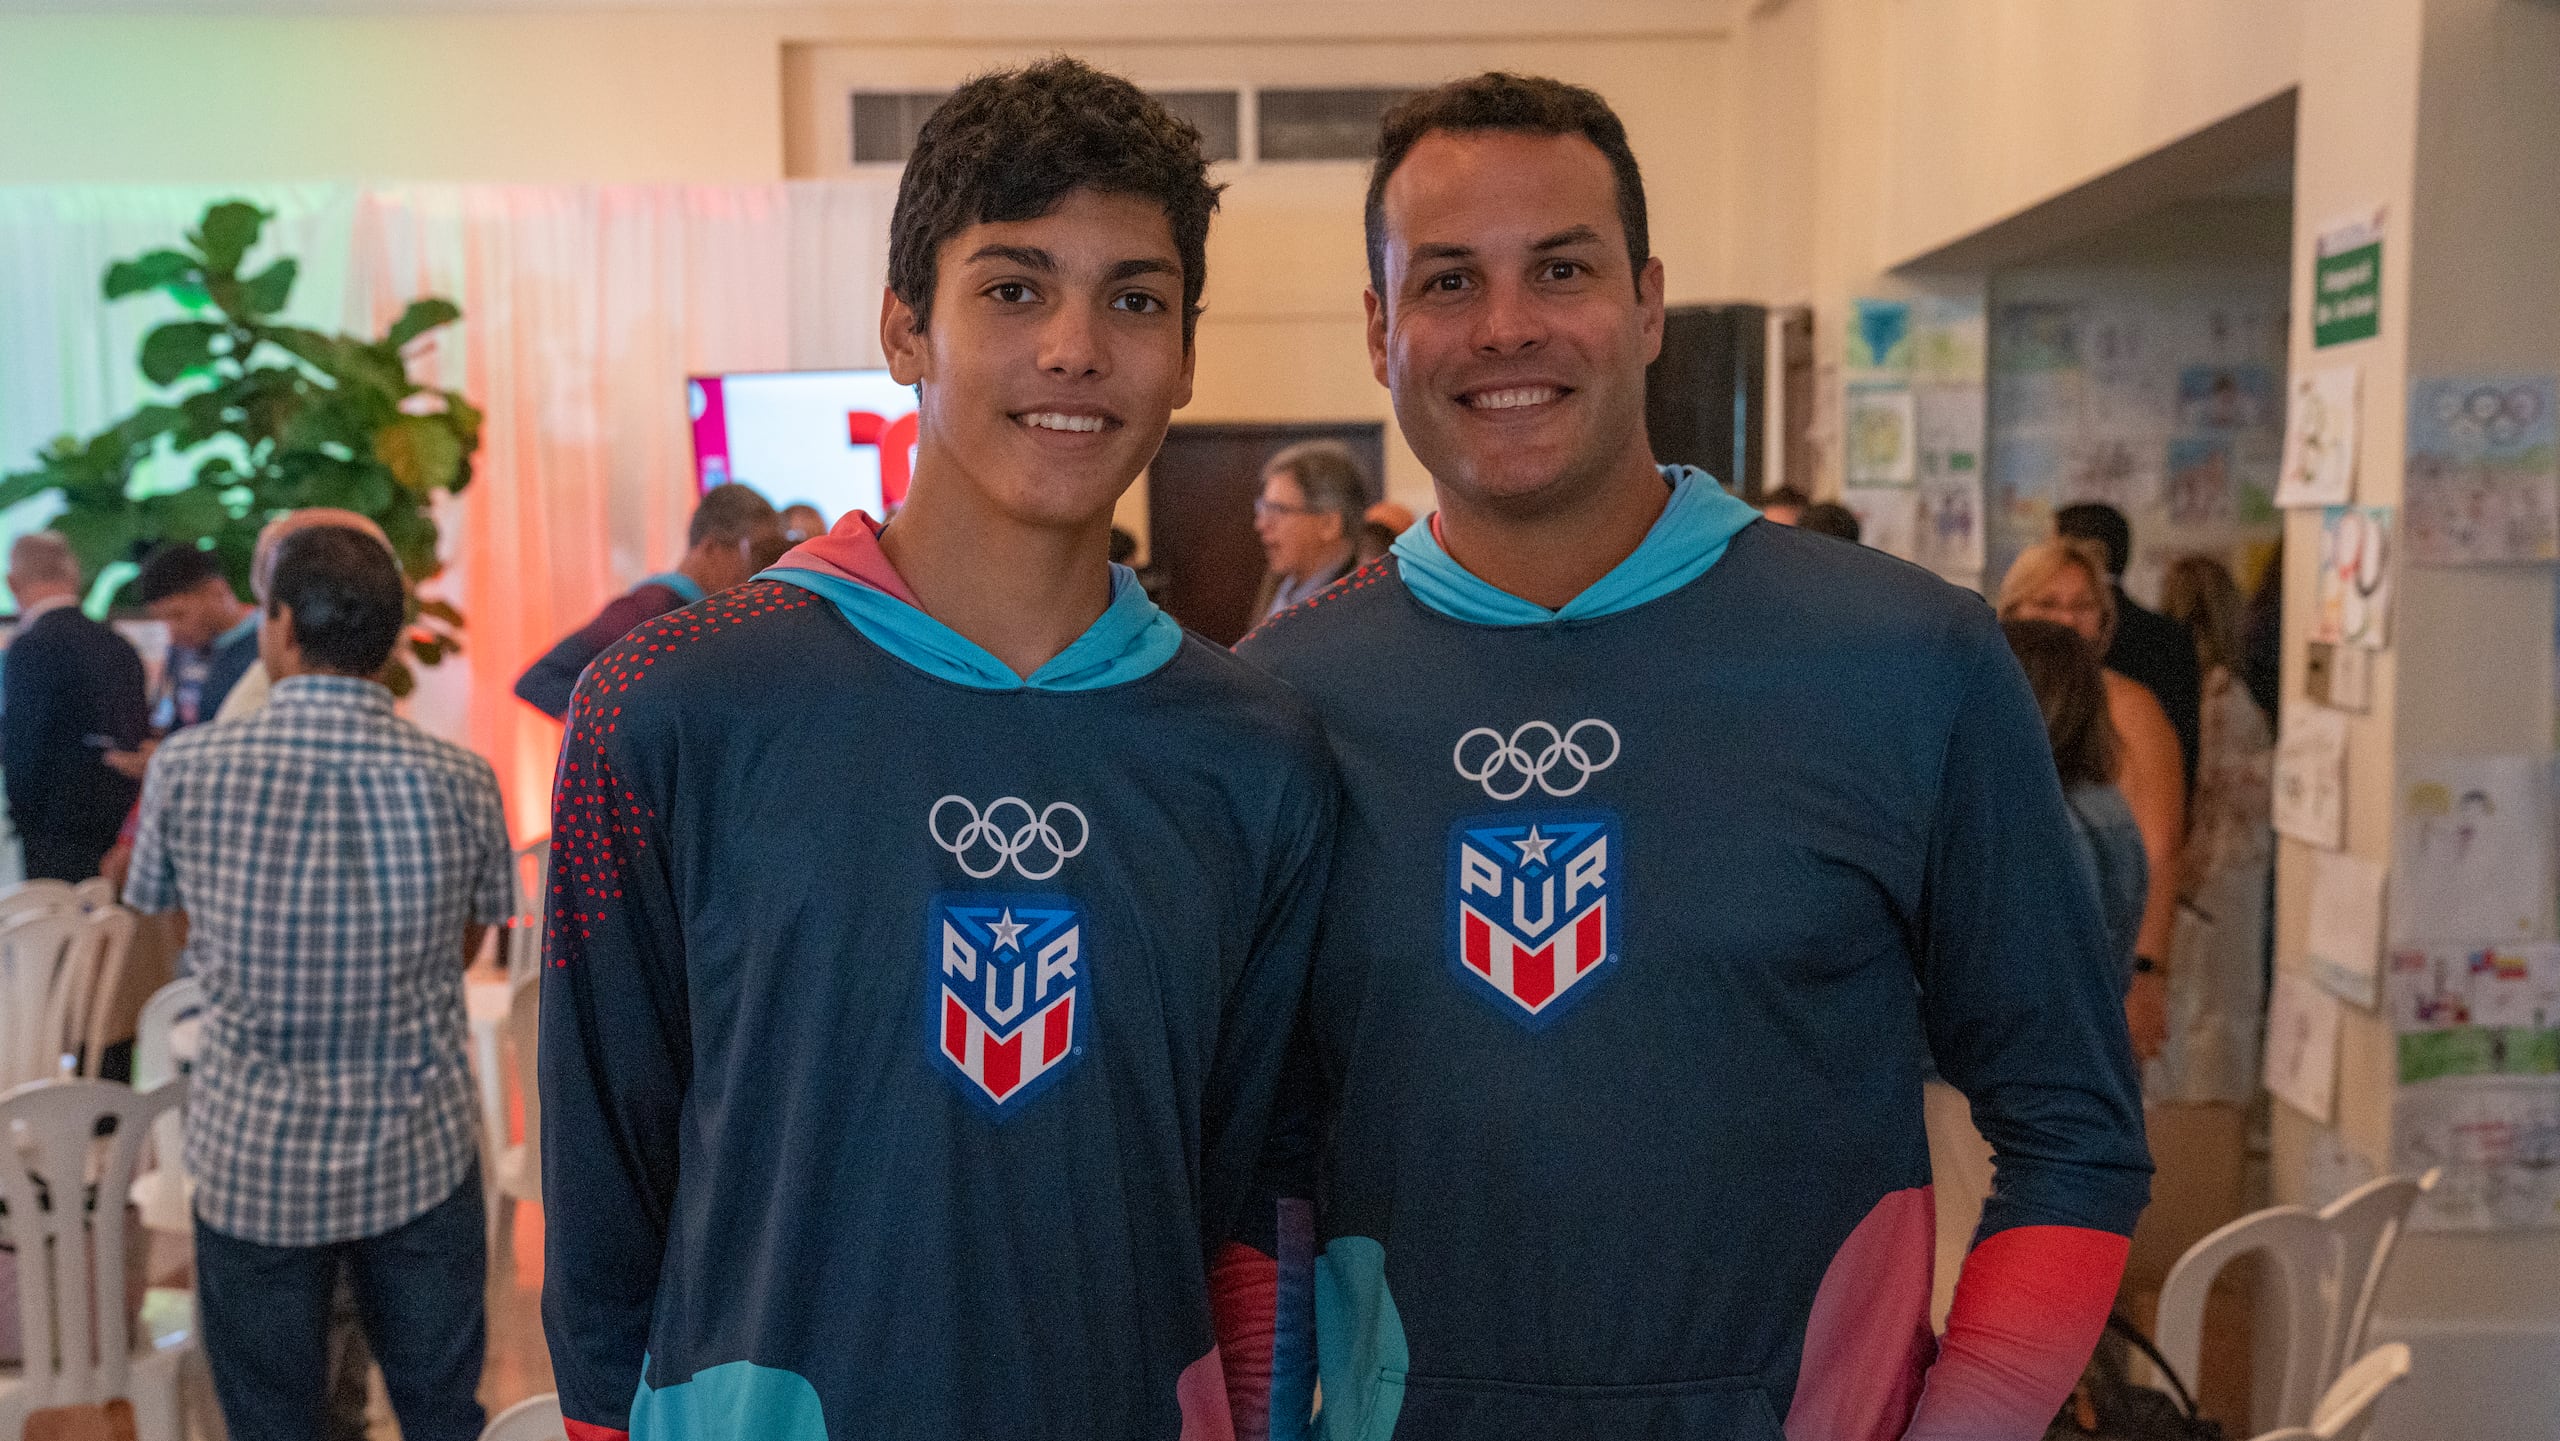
[939,986,1076,1104]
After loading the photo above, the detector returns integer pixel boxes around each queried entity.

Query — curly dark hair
[888,56,1224,345]
[1366,73,1650,300]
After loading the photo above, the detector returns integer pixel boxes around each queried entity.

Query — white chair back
[480,1390,566,1441]
[129,980,204,1236]
[2246,1342,2413,1441]
[505,971,541,1201]
[506,837,550,982]
[0,911,79,1088]
[50,907,136,1080]
[0,1078,185,1412]
[0,881,76,926]
[69,878,117,913]
[2156,1171,2438,1429]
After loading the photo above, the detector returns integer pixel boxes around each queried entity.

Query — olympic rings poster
[2405,374,2560,565]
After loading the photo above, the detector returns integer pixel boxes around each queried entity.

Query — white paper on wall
[2390,754,2555,943]
[2276,364,2361,508]
[2307,851,2389,1007]
[2311,506,2393,650]
[2273,707,2350,849]
[2396,1077,2560,1232]
[2265,970,2344,1123]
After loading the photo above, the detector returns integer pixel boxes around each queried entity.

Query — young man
[136,542,260,730]
[1235,75,2151,1441]
[511,482,787,720]
[540,59,1333,1441]
[126,526,510,1441]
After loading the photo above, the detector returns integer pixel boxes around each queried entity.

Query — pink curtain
[350,185,795,836]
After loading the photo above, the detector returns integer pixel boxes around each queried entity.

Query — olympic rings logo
[928,796,1091,880]
[1451,719,1621,800]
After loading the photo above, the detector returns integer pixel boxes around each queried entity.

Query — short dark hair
[136,543,229,605]
[1265,441,1372,537]
[888,56,1224,345]
[689,484,779,548]
[1798,501,1863,543]
[1758,484,1814,515]
[1366,73,1650,300]
[267,526,405,676]
[2055,503,2132,577]
[2002,618,2120,788]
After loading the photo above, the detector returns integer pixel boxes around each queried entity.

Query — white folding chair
[489,972,542,1259]
[47,907,136,1081]
[481,1390,566,1441]
[0,881,75,927]
[0,1078,195,1441]
[69,878,117,913]
[506,837,550,983]
[2155,1171,2438,1429]
[128,981,204,1238]
[2246,1342,2412,1441]
[0,912,78,1089]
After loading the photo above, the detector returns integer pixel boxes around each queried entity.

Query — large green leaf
[139,322,227,386]
[142,483,233,541]
[384,299,461,351]
[0,467,64,510]
[375,415,465,493]
[116,405,187,451]
[48,504,141,578]
[104,250,197,301]
[239,259,298,317]
[263,326,345,376]
[192,202,268,277]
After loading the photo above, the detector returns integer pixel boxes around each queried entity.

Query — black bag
[2044,1312,2228,1441]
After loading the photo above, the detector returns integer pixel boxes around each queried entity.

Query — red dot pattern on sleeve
[543,582,816,970]
[1234,555,1394,649]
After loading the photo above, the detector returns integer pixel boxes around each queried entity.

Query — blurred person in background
[782,502,828,544]
[1756,483,1811,525]
[2002,619,2146,982]
[511,483,786,720]
[135,542,258,734]
[2152,554,2273,1103]
[1356,499,1414,566]
[1249,440,1370,624]
[3,532,146,881]
[1798,500,1862,543]
[2056,502,2200,793]
[213,508,397,725]
[1999,536,2181,1059]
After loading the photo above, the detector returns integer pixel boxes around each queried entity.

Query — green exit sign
[2314,212,2384,347]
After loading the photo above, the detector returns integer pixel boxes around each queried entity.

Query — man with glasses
[1249,441,1371,628]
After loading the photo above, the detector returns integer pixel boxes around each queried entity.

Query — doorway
[1147,421,1386,645]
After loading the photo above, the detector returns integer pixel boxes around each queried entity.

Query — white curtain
[0,177,904,833]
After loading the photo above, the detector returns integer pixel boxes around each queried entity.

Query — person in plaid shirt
[125,526,513,1441]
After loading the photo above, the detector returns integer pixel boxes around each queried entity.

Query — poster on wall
[2404,374,2560,565]
[2390,754,2555,944]
[2272,706,2349,849]
[2265,970,2344,1122]
[1846,298,1913,378]
[1841,486,1918,556]
[1845,386,1918,486]
[1910,295,1987,385]
[2313,209,2385,348]
[2276,365,2362,508]
[2306,850,2389,1007]
[2312,505,2393,650]
[2395,1077,2560,1231]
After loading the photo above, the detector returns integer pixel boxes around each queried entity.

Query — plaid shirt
[126,674,512,1246]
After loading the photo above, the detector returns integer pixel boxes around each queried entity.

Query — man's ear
[881,285,930,386]
[1364,288,1390,388]
[1635,256,1667,367]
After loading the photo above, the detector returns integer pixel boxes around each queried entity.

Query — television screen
[688,369,919,527]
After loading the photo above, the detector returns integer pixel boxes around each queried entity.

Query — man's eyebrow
[1408,241,1474,265]
[1532,225,1605,252]
[1107,257,1181,282]
[963,244,1056,271]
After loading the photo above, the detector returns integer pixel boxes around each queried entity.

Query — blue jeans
[195,1171,487,1441]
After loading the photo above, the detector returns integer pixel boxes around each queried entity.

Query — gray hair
[1264,441,1371,536]
[7,531,80,588]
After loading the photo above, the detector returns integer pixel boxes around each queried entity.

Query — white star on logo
[1513,826,1555,867]
[987,909,1027,951]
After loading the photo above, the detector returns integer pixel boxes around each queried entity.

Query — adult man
[3,532,146,880]
[136,542,259,730]
[510,482,786,720]
[1235,75,2149,1441]
[2056,501,2201,789]
[1249,441,1370,626]
[125,526,511,1441]
[213,507,398,725]
[541,59,1331,1441]
[1756,482,1812,526]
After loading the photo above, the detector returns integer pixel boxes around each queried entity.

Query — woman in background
[2154,554,2274,1103]
[2002,617,2149,985]
[1999,536,2182,1058]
